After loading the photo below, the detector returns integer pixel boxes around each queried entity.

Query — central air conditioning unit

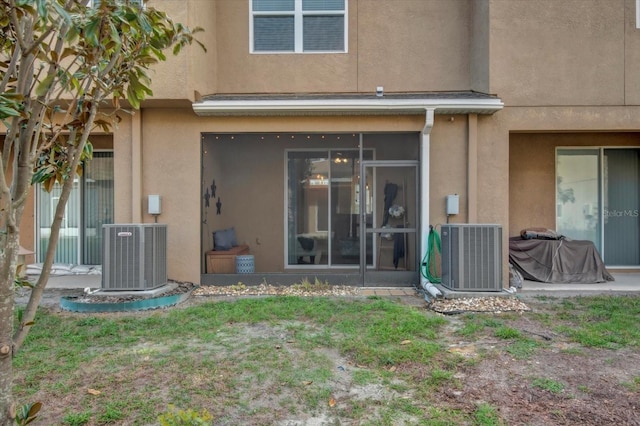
[440,224,502,292]
[102,224,167,291]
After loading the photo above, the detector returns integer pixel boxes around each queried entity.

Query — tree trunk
[0,215,21,409]
[13,105,98,352]
[0,224,22,425]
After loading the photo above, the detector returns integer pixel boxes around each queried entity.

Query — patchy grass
[14,296,449,425]
[505,339,541,359]
[532,377,565,394]
[12,294,640,425]
[474,402,504,426]
[553,295,640,348]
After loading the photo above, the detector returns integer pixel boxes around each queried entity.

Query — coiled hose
[421,225,441,283]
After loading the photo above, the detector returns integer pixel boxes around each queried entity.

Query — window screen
[254,16,295,51]
[252,0,346,53]
[303,16,344,51]
[302,0,344,11]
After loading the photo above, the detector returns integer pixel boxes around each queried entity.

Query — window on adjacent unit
[90,0,144,8]
[37,152,114,265]
[251,0,347,53]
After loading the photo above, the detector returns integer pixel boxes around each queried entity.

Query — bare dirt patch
[431,302,640,426]
[14,287,640,425]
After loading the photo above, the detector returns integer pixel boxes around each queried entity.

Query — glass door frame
[284,147,373,269]
[556,146,640,267]
[360,160,420,285]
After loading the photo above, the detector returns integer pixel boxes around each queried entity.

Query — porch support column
[131,111,143,222]
[420,109,435,287]
[468,114,478,222]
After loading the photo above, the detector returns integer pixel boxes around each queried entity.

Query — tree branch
[13,97,100,351]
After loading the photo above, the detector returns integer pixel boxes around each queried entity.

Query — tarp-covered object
[509,237,614,283]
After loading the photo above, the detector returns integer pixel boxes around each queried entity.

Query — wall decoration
[204,188,210,207]
[211,179,217,198]
[216,197,222,215]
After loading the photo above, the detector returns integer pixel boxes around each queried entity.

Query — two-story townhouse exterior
[13,0,640,287]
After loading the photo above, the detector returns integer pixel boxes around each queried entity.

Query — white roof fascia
[192,97,504,116]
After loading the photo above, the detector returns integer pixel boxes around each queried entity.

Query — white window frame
[250,0,348,54]
[637,0,640,29]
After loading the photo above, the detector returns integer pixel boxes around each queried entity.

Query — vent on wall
[440,224,502,292]
[102,224,167,291]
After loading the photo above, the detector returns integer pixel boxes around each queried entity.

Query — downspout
[131,110,142,223]
[468,114,478,222]
[420,109,441,298]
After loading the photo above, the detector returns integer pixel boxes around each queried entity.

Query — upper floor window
[250,0,347,53]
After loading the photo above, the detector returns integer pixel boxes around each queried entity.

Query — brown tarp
[509,237,614,283]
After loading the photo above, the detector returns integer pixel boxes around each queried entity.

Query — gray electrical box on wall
[148,195,161,215]
[446,194,459,215]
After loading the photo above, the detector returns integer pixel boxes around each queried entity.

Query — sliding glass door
[37,152,114,265]
[603,149,640,265]
[83,152,114,264]
[286,149,373,267]
[556,149,601,248]
[557,148,640,266]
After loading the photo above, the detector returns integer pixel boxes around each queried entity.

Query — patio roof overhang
[192,91,504,117]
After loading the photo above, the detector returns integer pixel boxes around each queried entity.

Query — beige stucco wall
[147,0,640,103]
[210,0,471,94]
[488,0,640,106]
[470,0,491,93]
[356,0,470,92]
[430,116,469,224]
[144,0,217,102]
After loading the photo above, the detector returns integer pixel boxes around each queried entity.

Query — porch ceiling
[192,91,504,117]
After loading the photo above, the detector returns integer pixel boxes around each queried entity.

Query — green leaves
[0,93,23,119]
[15,401,42,426]
[35,74,55,97]
[1,0,204,188]
[84,15,103,47]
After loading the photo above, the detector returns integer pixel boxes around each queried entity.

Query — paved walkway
[359,287,418,297]
[519,272,640,297]
[32,272,640,297]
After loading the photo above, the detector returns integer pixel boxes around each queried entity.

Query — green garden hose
[421,226,441,283]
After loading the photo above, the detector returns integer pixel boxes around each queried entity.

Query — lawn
[12,293,640,425]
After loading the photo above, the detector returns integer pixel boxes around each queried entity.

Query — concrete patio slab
[27,272,640,298]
